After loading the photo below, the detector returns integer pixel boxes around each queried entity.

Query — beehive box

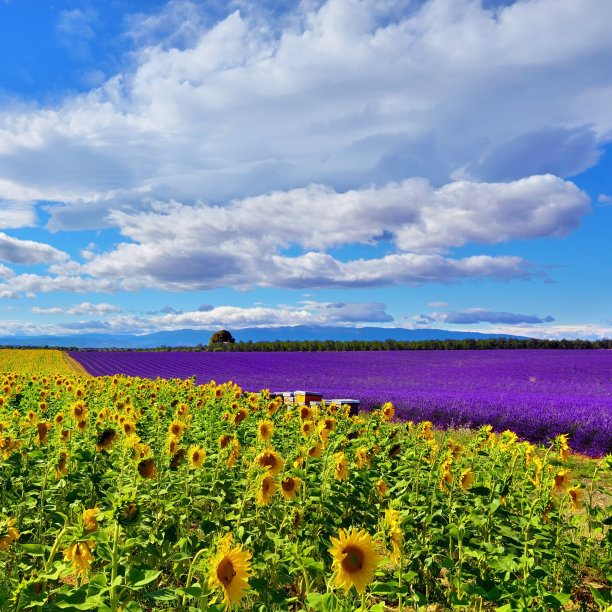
[294,390,323,405]
[331,398,360,416]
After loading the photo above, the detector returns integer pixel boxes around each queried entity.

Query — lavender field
[69,349,612,456]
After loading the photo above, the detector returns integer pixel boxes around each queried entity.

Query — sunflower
[38,401,48,413]
[59,428,71,444]
[170,448,186,470]
[334,452,349,481]
[384,508,403,564]
[116,501,140,525]
[218,434,233,449]
[381,402,395,421]
[122,420,137,437]
[439,470,453,494]
[420,421,434,441]
[63,540,95,577]
[567,486,582,511]
[208,534,252,610]
[553,469,571,494]
[280,476,301,501]
[257,420,274,443]
[301,420,314,437]
[168,420,186,441]
[35,422,51,445]
[299,406,313,421]
[266,399,281,416]
[557,434,571,461]
[71,402,88,420]
[375,479,388,499]
[354,447,370,469]
[232,408,248,426]
[137,458,157,479]
[55,451,68,479]
[82,508,99,533]
[256,475,276,506]
[256,448,285,477]
[226,449,239,469]
[76,419,88,433]
[0,517,19,552]
[308,444,323,459]
[328,528,382,594]
[96,428,117,452]
[188,445,206,469]
[459,468,474,491]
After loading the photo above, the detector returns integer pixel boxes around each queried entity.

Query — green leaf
[19,543,46,556]
[145,589,178,601]
[125,568,162,589]
[468,486,491,496]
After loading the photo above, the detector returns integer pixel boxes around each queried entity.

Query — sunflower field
[0,370,611,611]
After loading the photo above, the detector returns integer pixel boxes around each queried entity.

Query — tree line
[56,336,612,352]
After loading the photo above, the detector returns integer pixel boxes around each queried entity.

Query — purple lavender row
[68,349,612,456]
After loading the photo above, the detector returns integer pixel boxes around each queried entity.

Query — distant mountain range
[0,326,529,349]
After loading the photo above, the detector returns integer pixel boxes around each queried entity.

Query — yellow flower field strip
[0,348,84,376]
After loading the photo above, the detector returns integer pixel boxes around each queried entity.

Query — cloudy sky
[0,0,610,340]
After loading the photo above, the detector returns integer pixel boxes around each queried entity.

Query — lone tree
[209,329,236,346]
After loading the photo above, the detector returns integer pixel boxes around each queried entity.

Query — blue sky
[0,0,610,339]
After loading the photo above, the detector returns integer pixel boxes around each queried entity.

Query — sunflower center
[260,454,276,469]
[217,558,236,586]
[282,478,295,492]
[341,546,364,574]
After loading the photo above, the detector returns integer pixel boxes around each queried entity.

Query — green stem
[109,523,122,612]
[181,547,207,611]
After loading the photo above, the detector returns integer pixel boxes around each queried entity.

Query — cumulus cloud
[0,0,609,222]
[31,301,122,316]
[40,175,579,291]
[0,232,69,265]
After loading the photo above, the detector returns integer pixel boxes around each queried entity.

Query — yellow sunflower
[256,475,277,506]
[375,479,388,499]
[381,402,395,421]
[328,528,382,594]
[308,443,322,459]
[301,420,314,437]
[63,540,95,577]
[96,428,117,452]
[256,448,285,477]
[334,452,348,481]
[553,469,571,494]
[567,486,582,511]
[257,420,274,443]
[55,451,68,479]
[82,508,99,533]
[208,534,252,610]
[0,517,19,552]
[168,420,186,441]
[188,445,206,469]
[280,476,301,501]
[459,468,474,491]
[354,446,370,469]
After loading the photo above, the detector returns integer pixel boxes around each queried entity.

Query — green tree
[209,329,236,346]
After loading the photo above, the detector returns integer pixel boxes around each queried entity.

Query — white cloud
[0,0,609,224]
[0,201,37,229]
[0,232,69,265]
[42,175,580,291]
[31,301,122,316]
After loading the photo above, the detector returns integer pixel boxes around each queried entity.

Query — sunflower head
[208,534,252,609]
[280,476,301,501]
[257,420,274,443]
[188,445,206,469]
[168,420,186,441]
[567,486,582,511]
[375,479,388,499]
[137,458,157,479]
[256,475,276,506]
[63,540,95,577]
[459,468,474,491]
[115,501,141,525]
[381,402,395,421]
[256,448,285,477]
[82,507,99,533]
[308,443,323,459]
[328,528,382,595]
[334,452,348,481]
[232,408,248,426]
[170,448,186,470]
[96,428,117,452]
